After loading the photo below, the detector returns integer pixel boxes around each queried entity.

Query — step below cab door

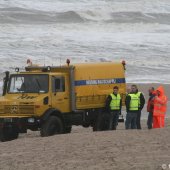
[51,75,70,113]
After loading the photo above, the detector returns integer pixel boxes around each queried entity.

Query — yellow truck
[0,61,126,141]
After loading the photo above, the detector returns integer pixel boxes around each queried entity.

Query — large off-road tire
[93,113,110,131]
[40,116,64,137]
[0,124,19,142]
[82,123,90,128]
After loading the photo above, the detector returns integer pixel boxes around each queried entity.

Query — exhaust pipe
[2,71,10,96]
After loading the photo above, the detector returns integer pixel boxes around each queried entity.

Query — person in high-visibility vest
[153,86,168,128]
[105,86,122,130]
[131,85,145,129]
[125,85,145,129]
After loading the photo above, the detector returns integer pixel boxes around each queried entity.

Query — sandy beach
[0,83,169,170]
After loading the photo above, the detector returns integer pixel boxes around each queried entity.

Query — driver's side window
[52,77,65,92]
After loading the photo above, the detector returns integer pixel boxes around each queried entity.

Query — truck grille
[0,105,34,114]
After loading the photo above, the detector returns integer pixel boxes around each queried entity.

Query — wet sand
[0,83,169,170]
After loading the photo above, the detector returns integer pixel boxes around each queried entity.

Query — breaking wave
[0,8,85,24]
[1,7,170,24]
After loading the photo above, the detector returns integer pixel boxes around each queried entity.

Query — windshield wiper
[35,78,41,92]
[35,79,46,93]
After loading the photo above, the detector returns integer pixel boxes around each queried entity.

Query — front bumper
[0,117,40,132]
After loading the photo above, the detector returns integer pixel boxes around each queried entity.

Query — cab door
[51,75,70,112]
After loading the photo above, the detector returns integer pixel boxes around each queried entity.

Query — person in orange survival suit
[153,86,168,128]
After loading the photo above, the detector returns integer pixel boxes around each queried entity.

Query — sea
[0,0,170,118]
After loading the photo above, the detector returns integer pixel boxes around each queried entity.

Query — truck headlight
[28,118,35,123]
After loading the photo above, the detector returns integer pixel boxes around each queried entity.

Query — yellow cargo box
[73,62,126,109]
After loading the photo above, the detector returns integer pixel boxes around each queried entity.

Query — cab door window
[52,77,65,92]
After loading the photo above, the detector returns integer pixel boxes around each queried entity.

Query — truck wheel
[82,123,90,128]
[40,116,64,137]
[0,124,19,142]
[93,113,110,131]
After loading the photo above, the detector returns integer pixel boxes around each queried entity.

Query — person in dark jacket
[147,87,155,129]
[106,86,122,130]
[125,85,145,129]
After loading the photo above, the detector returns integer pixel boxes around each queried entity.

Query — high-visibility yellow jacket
[110,93,121,110]
[128,94,140,111]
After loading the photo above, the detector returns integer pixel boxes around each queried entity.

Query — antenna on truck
[59,57,62,67]
[44,57,46,66]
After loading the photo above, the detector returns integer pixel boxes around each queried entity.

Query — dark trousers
[125,112,137,129]
[147,112,153,129]
[136,110,142,129]
[109,111,119,130]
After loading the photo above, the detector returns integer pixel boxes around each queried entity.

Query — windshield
[8,74,49,93]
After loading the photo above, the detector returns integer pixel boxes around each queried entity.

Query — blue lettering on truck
[75,78,125,86]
